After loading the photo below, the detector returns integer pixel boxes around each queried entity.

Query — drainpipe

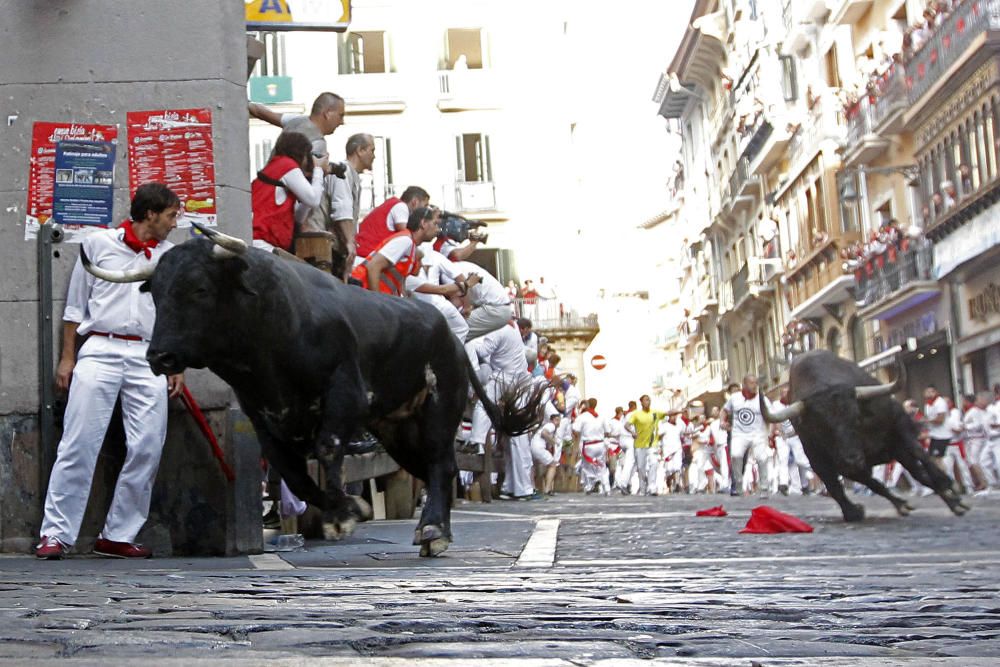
[37,223,63,493]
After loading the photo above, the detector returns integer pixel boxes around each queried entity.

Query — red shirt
[355,196,401,258]
[251,156,300,251]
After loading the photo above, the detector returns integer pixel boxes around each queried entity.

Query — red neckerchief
[119,220,159,258]
[584,407,598,418]
[925,397,937,407]
[742,389,756,400]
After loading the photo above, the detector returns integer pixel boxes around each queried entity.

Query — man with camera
[434,210,488,262]
[354,186,430,262]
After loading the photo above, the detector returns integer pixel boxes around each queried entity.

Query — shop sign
[883,313,939,350]
[969,282,1000,322]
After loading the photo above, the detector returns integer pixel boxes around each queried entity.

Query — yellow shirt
[627,409,664,449]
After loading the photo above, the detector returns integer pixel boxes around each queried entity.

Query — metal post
[37,224,63,492]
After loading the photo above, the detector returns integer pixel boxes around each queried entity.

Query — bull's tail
[465,356,546,437]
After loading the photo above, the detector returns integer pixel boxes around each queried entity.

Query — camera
[439,210,488,244]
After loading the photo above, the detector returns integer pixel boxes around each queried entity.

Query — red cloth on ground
[695,505,728,517]
[739,505,814,533]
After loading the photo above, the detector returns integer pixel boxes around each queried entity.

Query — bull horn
[80,248,155,283]
[759,391,805,423]
[191,222,247,256]
[855,359,906,400]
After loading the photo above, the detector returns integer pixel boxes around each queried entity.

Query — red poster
[126,108,217,227]
[26,121,118,241]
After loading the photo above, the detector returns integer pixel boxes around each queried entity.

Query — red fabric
[741,389,756,400]
[583,407,598,418]
[350,230,417,295]
[696,505,728,517]
[251,155,300,251]
[179,386,235,482]
[355,196,402,257]
[118,220,159,258]
[739,505,814,534]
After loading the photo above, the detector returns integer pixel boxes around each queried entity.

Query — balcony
[787,93,847,173]
[692,276,720,316]
[339,72,407,115]
[684,359,730,403]
[870,65,907,135]
[785,233,859,316]
[830,0,873,25]
[437,69,501,112]
[727,157,757,209]
[513,299,599,333]
[438,181,502,216]
[907,0,1000,110]
[855,245,940,320]
[844,96,889,166]
[729,259,776,314]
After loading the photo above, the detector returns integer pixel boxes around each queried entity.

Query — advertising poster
[127,108,217,227]
[52,141,116,229]
[25,121,118,241]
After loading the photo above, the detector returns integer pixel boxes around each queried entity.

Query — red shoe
[93,538,151,559]
[36,536,67,559]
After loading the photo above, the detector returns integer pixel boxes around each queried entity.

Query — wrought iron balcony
[513,298,599,332]
[854,245,938,317]
[871,65,907,134]
[907,0,1000,106]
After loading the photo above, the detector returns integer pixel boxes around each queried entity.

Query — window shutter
[483,134,493,182]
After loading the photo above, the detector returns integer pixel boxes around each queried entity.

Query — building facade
[655,0,1000,404]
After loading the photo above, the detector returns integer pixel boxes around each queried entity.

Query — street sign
[246,0,351,32]
[590,354,607,370]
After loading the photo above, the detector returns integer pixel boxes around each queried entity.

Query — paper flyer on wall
[25,122,119,242]
[53,141,116,229]
[126,108,217,228]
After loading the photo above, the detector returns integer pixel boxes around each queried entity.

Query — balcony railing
[907,0,1000,105]
[854,245,935,308]
[732,262,752,305]
[846,95,876,148]
[727,157,753,202]
[513,298,599,332]
[871,65,907,132]
[684,359,730,401]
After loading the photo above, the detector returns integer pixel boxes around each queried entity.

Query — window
[342,31,391,74]
[253,138,273,176]
[456,133,492,182]
[360,136,393,211]
[780,56,798,102]
[254,32,287,77]
[824,47,841,89]
[446,28,487,69]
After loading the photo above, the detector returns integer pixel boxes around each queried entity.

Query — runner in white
[573,398,611,495]
[530,413,562,496]
[722,374,772,497]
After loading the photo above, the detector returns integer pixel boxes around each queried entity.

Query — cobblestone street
[1,491,998,664]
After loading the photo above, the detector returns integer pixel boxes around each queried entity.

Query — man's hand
[55,357,75,394]
[466,272,482,287]
[167,373,185,399]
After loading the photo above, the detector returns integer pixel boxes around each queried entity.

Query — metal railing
[513,298,598,331]
[728,157,753,202]
[732,262,751,305]
[684,359,729,400]
[871,65,907,131]
[846,95,875,148]
[907,0,1000,105]
[854,245,935,308]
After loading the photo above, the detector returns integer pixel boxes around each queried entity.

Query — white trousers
[579,442,610,494]
[501,433,534,497]
[940,444,974,491]
[614,441,636,491]
[787,435,813,493]
[633,447,653,495]
[688,447,711,492]
[465,303,515,341]
[40,337,168,546]
[976,439,1000,487]
[769,436,790,493]
[431,297,469,342]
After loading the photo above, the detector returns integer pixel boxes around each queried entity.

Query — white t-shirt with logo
[723,391,770,438]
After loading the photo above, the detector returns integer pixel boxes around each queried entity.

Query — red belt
[583,440,603,446]
[91,331,146,342]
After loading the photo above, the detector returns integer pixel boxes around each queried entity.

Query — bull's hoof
[903,501,916,512]
[950,501,970,516]
[419,536,451,558]
[895,503,911,517]
[322,516,358,541]
[843,504,865,522]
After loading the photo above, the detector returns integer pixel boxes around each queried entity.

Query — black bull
[83,230,542,557]
[760,349,969,521]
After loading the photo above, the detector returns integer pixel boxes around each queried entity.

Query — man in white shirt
[612,406,637,494]
[327,133,374,280]
[924,385,952,459]
[942,397,975,493]
[37,183,186,560]
[466,322,537,499]
[573,398,611,495]
[966,391,1000,491]
[721,375,772,497]
[451,260,516,341]
[706,406,730,493]
[249,93,345,166]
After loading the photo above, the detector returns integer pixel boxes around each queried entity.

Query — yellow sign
[246,0,350,32]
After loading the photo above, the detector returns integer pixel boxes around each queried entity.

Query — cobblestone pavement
[1,490,999,665]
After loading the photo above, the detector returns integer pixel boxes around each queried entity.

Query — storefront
[951,251,1000,394]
